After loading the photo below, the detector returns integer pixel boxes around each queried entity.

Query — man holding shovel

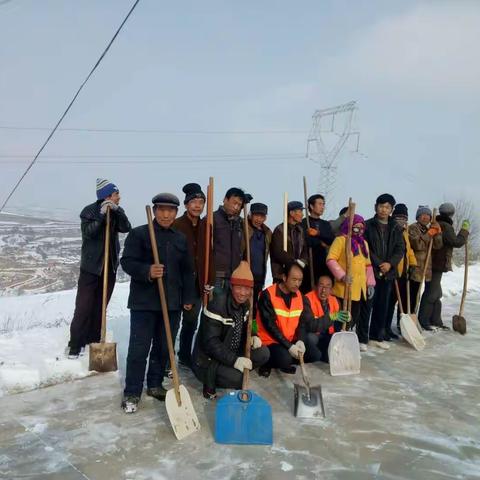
[192,261,269,399]
[120,193,195,413]
[68,178,131,359]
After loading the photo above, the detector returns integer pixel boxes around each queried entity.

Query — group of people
[67,178,470,413]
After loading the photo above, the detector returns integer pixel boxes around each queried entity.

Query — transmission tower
[306,101,360,213]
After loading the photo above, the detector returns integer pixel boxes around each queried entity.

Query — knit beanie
[182,183,206,204]
[393,203,408,218]
[375,193,396,207]
[416,205,432,220]
[439,202,455,217]
[230,261,254,288]
[96,178,118,200]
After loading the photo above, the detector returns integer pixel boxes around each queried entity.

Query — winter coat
[192,290,249,387]
[408,222,442,282]
[173,212,202,295]
[364,216,405,281]
[270,223,309,281]
[432,214,469,273]
[120,221,196,311]
[304,292,340,335]
[396,230,418,277]
[246,220,272,285]
[326,235,375,302]
[79,201,131,276]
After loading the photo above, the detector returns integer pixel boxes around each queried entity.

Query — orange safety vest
[305,291,340,318]
[257,284,304,346]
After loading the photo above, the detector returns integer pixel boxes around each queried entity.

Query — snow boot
[146,386,167,401]
[122,395,140,414]
[67,347,80,359]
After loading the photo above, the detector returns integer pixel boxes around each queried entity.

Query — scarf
[340,214,369,258]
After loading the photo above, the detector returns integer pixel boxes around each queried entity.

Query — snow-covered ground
[1,264,479,398]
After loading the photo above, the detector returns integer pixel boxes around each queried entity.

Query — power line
[0,152,303,159]
[0,0,141,212]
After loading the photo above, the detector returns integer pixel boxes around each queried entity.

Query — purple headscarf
[340,214,368,258]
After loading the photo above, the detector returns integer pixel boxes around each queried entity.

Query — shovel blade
[452,315,467,335]
[294,384,325,419]
[165,384,200,440]
[328,331,361,376]
[407,312,423,334]
[400,314,426,351]
[89,342,118,372]
[215,390,272,445]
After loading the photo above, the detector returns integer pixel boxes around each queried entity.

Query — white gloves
[367,285,375,300]
[251,336,262,349]
[234,357,252,372]
[100,200,118,215]
[288,340,306,359]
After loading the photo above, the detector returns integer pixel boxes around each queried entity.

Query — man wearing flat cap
[120,193,195,413]
[270,201,309,283]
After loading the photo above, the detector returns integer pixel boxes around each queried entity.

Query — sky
[0,0,479,227]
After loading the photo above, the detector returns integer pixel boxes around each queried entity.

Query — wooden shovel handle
[146,206,181,406]
[242,202,253,391]
[100,206,110,343]
[459,240,469,317]
[394,279,405,315]
[299,353,311,398]
[203,177,214,305]
[283,192,288,252]
[303,176,315,290]
[342,199,356,330]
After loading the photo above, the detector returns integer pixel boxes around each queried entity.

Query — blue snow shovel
[214,203,273,445]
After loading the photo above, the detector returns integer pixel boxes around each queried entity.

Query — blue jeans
[124,309,180,397]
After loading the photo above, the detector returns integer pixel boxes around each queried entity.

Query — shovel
[405,254,422,334]
[146,206,200,440]
[89,206,118,372]
[215,202,273,445]
[452,240,468,335]
[329,199,361,376]
[303,176,315,290]
[395,280,425,351]
[294,353,325,418]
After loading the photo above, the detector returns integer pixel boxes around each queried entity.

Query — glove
[367,285,375,300]
[342,274,353,286]
[307,227,318,237]
[427,224,441,236]
[462,220,470,231]
[203,284,215,295]
[233,357,252,372]
[288,344,300,359]
[330,310,351,323]
[251,336,262,349]
[295,340,306,354]
[100,200,118,215]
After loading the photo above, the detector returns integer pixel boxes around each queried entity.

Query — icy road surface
[0,301,479,479]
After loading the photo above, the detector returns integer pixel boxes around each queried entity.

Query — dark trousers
[178,298,202,365]
[409,280,421,316]
[124,309,181,397]
[386,278,419,330]
[215,346,270,389]
[350,298,370,344]
[419,271,444,327]
[369,278,393,342]
[304,332,331,363]
[266,343,296,369]
[69,268,116,351]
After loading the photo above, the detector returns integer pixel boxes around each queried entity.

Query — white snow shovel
[146,206,200,440]
[395,280,425,351]
[329,199,361,376]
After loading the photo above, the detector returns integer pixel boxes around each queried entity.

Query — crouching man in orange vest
[256,262,314,377]
[304,275,351,363]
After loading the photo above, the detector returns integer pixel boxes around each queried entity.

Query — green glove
[330,310,351,323]
[461,220,470,231]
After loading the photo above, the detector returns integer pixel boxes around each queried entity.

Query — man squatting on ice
[67,180,471,413]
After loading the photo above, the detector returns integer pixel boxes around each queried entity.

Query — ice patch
[280,461,293,471]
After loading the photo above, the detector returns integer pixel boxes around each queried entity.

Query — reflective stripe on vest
[257,284,304,346]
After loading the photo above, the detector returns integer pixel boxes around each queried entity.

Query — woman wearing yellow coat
[326,214,375,351]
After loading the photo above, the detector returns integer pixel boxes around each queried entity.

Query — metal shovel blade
[88,342,118,372]
[294,383,325,418]
[328,331,361,376]
[452,315,467,335]
[165,384,200,440]
[215,390,273,445]
[400,313,426,351]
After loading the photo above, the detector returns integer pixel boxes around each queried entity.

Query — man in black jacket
[192,261,269,399]
[68,178,131,358]
[364,193,405,348]
[120,193,195,413]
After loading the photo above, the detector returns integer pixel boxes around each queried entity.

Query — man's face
[154,206,177,228]
[251,213,266,229]
[186,198,205,218]
[107,192,121,205]
[375,202,393,220]
[310,198,325,217]
[394,215,408,229]
[231,284,252,304]
[223,195,243,216]
[282,265,303,293]
[289,209,303,224]
[418,213,431,226]
[316,276,333,301]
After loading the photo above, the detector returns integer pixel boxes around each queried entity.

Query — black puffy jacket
[79,201,131,275]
